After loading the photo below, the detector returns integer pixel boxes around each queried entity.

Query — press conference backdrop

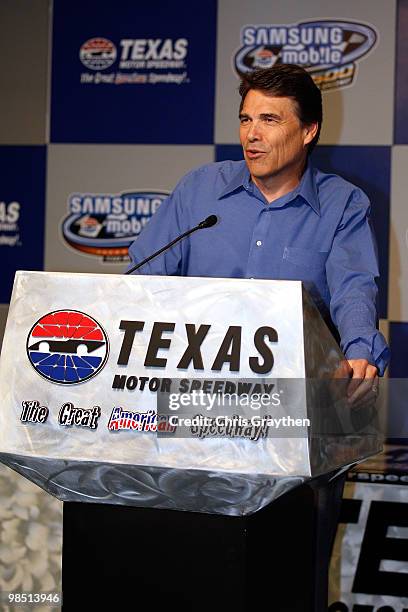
[0,0,407,609]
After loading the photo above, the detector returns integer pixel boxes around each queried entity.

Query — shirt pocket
[282,246,329,271]
[281,247,331,312]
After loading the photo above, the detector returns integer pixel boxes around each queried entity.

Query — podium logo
[234,20,377,91]
[26,310,109,385]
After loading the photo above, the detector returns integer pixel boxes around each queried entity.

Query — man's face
[239,89,316,182]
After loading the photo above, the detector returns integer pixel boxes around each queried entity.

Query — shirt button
[256,240,262,246]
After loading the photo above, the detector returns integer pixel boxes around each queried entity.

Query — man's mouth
[246,149,266,160]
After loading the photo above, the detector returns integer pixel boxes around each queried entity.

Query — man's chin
[245,164,273,180]
[245,159,271,177]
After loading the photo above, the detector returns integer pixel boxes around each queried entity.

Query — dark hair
[239,64,322,153]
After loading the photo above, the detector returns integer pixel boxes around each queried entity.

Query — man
[128,64,389,391]
[128,64,389,610]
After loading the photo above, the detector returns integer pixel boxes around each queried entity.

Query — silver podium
[0,271,381,611]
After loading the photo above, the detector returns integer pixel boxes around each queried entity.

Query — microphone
[126,214,218,275]
[197,214,218,229]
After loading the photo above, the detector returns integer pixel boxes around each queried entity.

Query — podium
[0,271,381,611]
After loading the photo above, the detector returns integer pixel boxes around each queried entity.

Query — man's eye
[240,117,249,124]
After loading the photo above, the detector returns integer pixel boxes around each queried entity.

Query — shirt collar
[297,161,320,215]
[217,161,249,199]
[217,159,320,216]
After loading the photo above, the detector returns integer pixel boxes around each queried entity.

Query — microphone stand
[125,215,217,275]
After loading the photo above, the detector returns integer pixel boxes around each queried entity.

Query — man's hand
[347,359,379,406]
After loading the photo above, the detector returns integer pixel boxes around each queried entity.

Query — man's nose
[247,121,261,141]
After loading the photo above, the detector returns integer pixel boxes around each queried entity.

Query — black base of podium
[62,474,344,612]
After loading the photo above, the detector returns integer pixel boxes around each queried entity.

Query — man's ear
[303,122,319,146]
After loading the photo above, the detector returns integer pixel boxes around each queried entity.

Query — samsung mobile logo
[61,191,168,262]
[234,20,377,91]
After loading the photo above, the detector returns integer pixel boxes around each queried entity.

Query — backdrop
[0,1,407,608]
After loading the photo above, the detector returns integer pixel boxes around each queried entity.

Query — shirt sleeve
[325,188,390,376]
[127,177,186,276]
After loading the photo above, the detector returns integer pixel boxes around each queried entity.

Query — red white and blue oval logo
[79,38,117,70]
[26,310,109,385]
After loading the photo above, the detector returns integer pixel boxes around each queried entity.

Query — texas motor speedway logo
[79,38,117,70]
[234,20,377,91]
[27,310,109,385]
[79,36,189,85]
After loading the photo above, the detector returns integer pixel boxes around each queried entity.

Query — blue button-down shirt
[128,160,389,375]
